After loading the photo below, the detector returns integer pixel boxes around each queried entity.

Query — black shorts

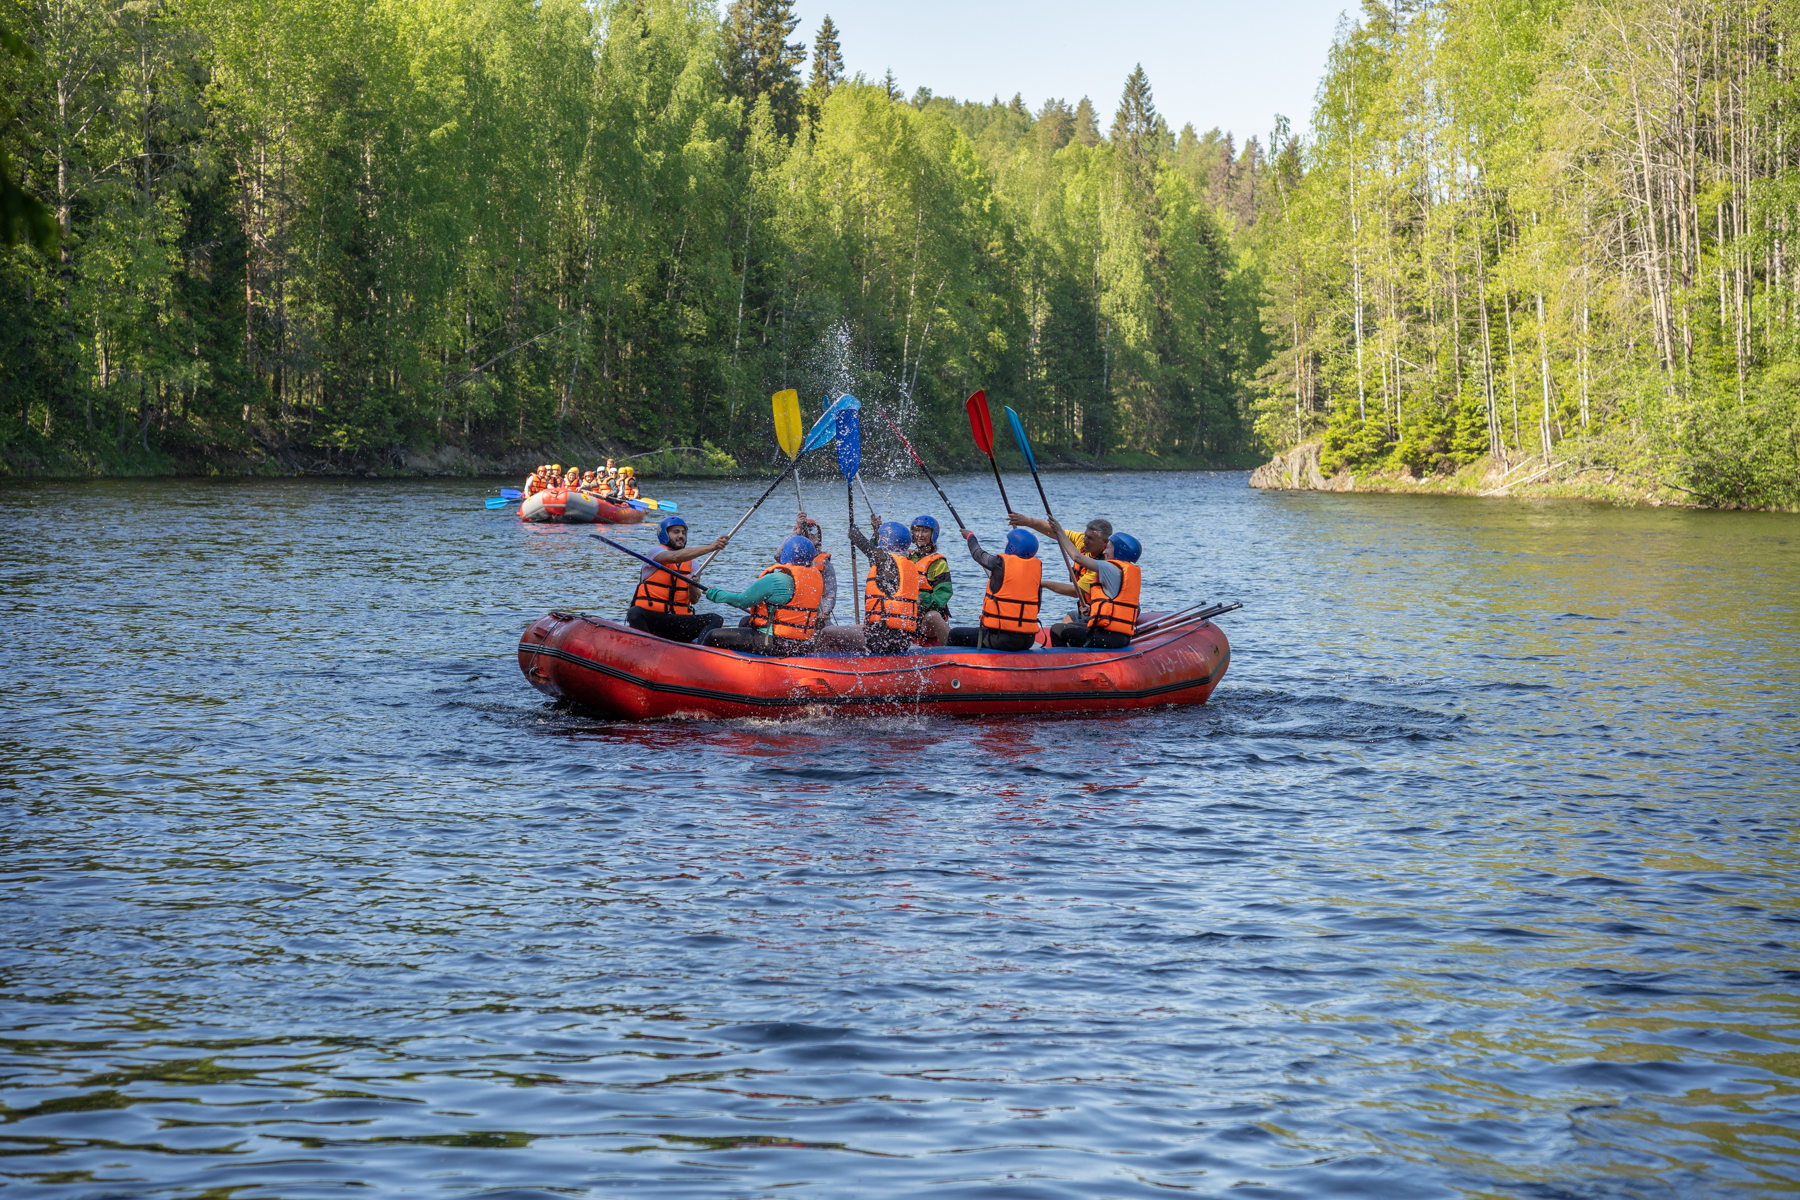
[702,627,815,657]
[1048,623,1131,649]
[863,627,914,656]
[627,607,724,644]
[947,627,1037,652]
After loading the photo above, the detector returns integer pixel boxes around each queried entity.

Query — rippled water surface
[3,471,1799,1198]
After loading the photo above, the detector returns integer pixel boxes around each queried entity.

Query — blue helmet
[656,514,687,546]
[877,521,911,551]
[909,514,940,542]
[778,535,817,565]
[1004,528,1039,558]
[1108,532,1141,562]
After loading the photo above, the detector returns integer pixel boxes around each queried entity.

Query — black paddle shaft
[589,534,691,586]
[985,454,1013,516]
[870,403,966,530]
[693,456,803,578]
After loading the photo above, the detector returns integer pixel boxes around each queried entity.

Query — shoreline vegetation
[1,1,1268,486]
[1242,1,1800,515]
[0,436,1262,481]
[6,0,1797,511]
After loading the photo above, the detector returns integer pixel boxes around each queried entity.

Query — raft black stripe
[518,641,1227,708]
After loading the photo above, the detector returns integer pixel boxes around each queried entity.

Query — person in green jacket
[908,514,953,646]
[700,536,825,656]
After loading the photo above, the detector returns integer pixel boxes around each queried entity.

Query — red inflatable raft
[519,487,645,525]
[518,610,1232,720]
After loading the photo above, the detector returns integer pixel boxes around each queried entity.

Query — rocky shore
[1248,440,1748,509]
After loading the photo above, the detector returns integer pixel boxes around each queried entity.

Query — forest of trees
[0,0,1269,475]
[1249,0,1800,507]
[7,0,1795,508]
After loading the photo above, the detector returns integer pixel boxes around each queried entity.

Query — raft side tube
[518,610,1230,720]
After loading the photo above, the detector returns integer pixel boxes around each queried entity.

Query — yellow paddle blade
[772,389,802,459]
[646,499,660,510]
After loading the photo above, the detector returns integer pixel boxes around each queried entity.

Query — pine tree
[1110,65,1157,172]
[722,0,805,140]
[805,14,842,116]
[1072,96,1100,147]
[1036,98,1074,154]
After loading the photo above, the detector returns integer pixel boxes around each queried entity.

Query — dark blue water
[3,471,1798,1198]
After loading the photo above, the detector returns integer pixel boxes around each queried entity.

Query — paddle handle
[985,453,1012,515]
[694,458,799,578]
[1138,601,1241,638]
[589,534,689,585]
[871,403,965,530]
[1029,470,1080,604]
[1134,600,1213,636]
[855,474,879,526]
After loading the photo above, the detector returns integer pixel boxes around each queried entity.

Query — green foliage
[0,1,1266,473]
[1249,0,1800,507]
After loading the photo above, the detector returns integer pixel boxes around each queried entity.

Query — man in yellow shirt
[1012,513,1111,622]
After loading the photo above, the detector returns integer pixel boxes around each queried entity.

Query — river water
[2,470,1797,1198]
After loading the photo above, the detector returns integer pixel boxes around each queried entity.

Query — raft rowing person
[908,515,952,647]
[625,515,728,644]
[1008,514,1142,648]
[701,535,825,656]
[845,519,921,655]
[946,526,1043,651]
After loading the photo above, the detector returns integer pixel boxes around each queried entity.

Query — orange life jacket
[911,550,946,611]
[1084,560,1141,636]
[752,563,823,642]
[633,557,694,616]
[863,552,920,633]
[980,555,1042,636]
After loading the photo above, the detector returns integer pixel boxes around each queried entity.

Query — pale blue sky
[730,0,1358,144]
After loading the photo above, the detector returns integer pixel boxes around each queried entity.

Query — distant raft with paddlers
[517,606,1235,720]
[519,487,645,525]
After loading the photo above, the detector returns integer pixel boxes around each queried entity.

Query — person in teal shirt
[700,536,824,656]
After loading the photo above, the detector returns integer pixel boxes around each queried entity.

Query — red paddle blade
[964,390,994,456]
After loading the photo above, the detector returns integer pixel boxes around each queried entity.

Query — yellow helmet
[623,466,634,475]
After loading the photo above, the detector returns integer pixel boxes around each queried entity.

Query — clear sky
[737,0,1356,144]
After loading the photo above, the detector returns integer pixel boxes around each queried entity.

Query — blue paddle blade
[801,394,861,454]
[500,488,522,500]
[655,500,677,512]
[835,409,862,480]
[485,496,512,509]
[1004,405,1036,472]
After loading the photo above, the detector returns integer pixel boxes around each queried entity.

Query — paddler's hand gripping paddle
[1004,404,1079,604]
